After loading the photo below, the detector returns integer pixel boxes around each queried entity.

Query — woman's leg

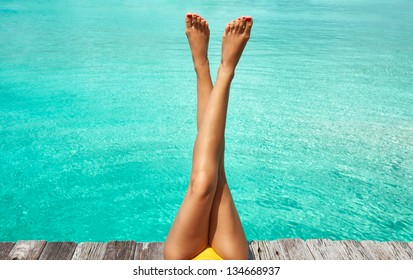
[164,13,215,259]
[208,16,253,260]
[190,15,251,260]
[164,14,253,260]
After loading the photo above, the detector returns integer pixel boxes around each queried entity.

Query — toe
[224,23,230,35]
[200,18,206,31]
[185,13,193,28]
[196,15,202,29]
[229,20,236,32]
[245,16,253,36]
[240,17,247,33]
[235,18,242,33]
[193,14,199,29]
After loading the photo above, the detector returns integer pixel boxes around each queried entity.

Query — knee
[189,171,217,200]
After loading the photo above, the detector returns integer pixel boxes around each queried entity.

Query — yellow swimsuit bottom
[192,246,223,260]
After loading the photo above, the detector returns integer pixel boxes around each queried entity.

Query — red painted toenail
[187,14,192,18]
[246,17,252,22]
[242,17,246,19]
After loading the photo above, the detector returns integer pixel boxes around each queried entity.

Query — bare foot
[220,16,253,76]
[185,13,210,71]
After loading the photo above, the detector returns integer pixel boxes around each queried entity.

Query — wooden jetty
[1,239,413,260]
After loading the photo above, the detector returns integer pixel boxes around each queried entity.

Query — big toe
[245,16,253,35]
[185,13,193,28]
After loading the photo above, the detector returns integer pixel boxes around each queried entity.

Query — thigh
[164,186,213,259]
[208,180,249,260]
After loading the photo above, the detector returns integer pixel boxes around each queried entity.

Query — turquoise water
[1,0,412,242]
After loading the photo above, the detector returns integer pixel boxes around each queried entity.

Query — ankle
[218,63,235,80]
[194,58,210,73]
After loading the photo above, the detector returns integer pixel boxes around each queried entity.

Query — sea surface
[1,0,412,242]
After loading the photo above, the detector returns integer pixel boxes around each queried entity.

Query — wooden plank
[376,241,399,259]
[134,242,164,260]
[3,239,411,260]
[306,239,345,260]
[360,240,413,260]
[0,242,16,260]
[360,240,394,260]
[336,240,373,260]
[247,241,255,260]
[103,241,136,260]
[8,240,46,260]
[72,242,107,260]
[409,242,413,252]
[39,242,77,260]
[248,241,260,260]
[268,240,291,260]
[265,240,282,260]
[249,240,281,260]
[280,239,314,260]
[386,242,413,260]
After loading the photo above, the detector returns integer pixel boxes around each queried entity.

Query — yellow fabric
[192,246,223,260]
